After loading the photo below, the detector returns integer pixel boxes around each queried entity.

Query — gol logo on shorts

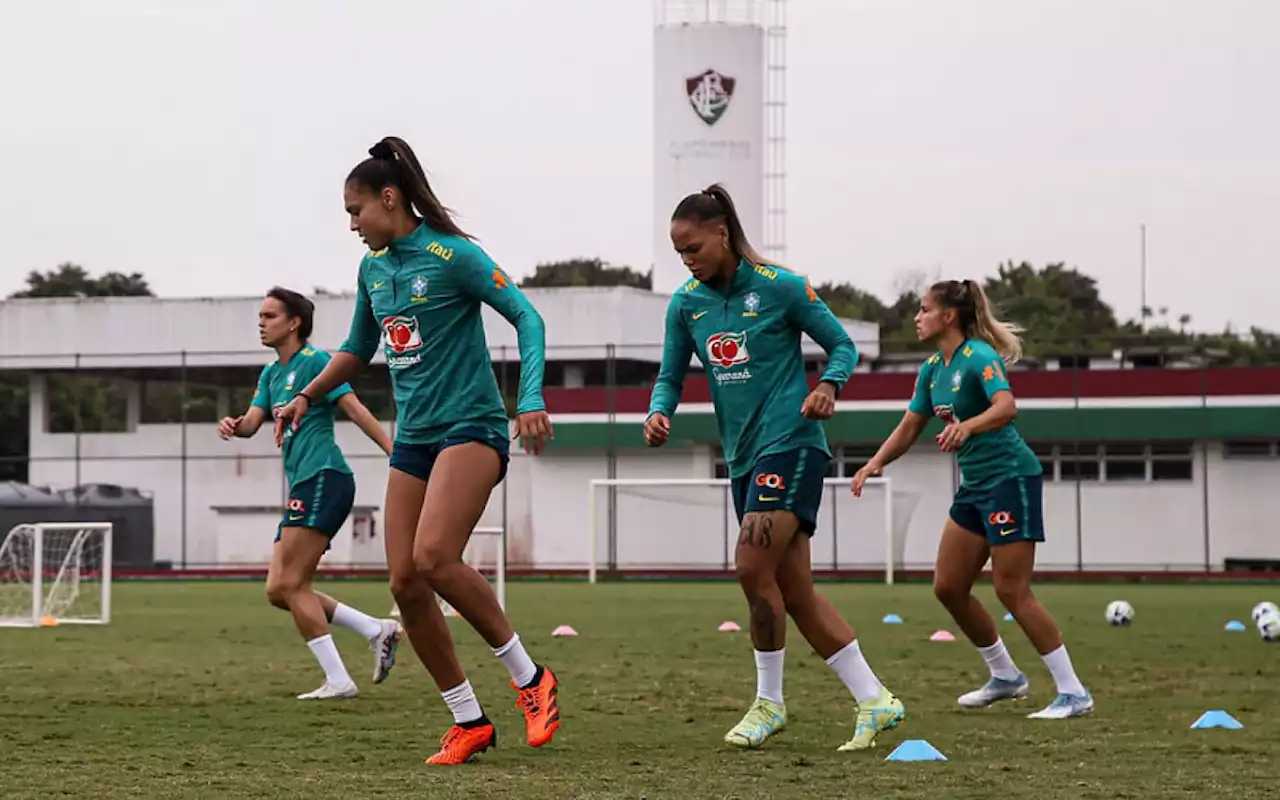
[987,510,1016,526]
[287,498,307,513]
[755,473,787,491]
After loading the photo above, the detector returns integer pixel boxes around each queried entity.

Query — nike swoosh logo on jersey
[692,310,708,320]
[372,281,384,290]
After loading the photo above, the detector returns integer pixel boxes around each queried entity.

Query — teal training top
[338,223,547,445]
[252,346,354,487]
[907,338,1042,489]
[648,261,859,479]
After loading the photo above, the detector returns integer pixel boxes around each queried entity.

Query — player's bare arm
[337,393,393,456]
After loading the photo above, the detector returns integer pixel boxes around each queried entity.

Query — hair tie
[368,141,396,161]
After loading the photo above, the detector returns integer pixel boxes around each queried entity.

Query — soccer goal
[390,526,506,619]
[0,522,113,627]
[587,478,922,585]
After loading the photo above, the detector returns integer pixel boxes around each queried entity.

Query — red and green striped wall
[540,367,1280,449]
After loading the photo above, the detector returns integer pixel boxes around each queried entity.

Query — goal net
[0,523,113,627]
[391,526,506,618]
[587,478,922,584]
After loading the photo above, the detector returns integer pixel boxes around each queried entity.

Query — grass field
[0,580,1276,799]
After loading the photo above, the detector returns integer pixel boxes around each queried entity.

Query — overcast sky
[2,0,1275,333]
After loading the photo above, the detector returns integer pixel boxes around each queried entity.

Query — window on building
[140,381,220,424]
[1027,441,1194,483]
[46,375,130,433]
[1149,441,1195,481]
[1222,440,1278,459]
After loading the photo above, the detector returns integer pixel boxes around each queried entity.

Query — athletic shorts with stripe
[276,468,356,541]
[949,473,1046,547]
[730,447,830,536]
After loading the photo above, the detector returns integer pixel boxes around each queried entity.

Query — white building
[1,289,1277,576]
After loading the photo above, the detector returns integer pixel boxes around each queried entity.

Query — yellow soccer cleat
[724,697,787,749]
[836,687,905,752]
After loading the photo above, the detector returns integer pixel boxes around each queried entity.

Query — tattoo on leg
[737,515,774,549]
[749,596,780,648]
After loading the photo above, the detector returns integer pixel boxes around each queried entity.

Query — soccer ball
[1105,600,1134,626]
[1257,611,1280,642]
[1251,601,1278,623]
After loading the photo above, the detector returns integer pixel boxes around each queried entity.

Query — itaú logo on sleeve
[382,315,424,368]
[706,331,752,384]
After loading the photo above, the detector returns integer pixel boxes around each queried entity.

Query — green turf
[0,582,1275,799]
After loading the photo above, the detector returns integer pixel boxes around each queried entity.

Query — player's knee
[265,578,298,609]
[782,586,818,619]
[388,569,428,604]
[933,576,968,608]
[412,541,460,583]
[993,574,1031,610]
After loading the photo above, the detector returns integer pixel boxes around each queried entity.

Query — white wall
[26,419,1280,572]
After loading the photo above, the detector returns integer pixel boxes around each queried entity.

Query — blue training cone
[1224,620,1247,632]
[1190,710,1243,730]
[882,614,903,624]
[885,739,947,762]
[1003,612,1015,622]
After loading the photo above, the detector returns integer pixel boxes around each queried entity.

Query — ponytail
[347,137,473,240]
[930,279,1024,365]
[672,183,768,267]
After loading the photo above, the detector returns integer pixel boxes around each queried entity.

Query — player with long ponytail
[274,137,561,765]
[851,279,1093,720]
[646,183,906,753]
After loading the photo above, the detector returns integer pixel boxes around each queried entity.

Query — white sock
[306,634,353,686]
[493,633,539,688]
[330,603,383,640]
[977,637,1021,681]
[825,640,884,703]
[442,680,484,725]
[1041,644,1087,696]
[754,648,785,705]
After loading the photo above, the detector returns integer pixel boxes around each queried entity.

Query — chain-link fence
[1,339,1276,573]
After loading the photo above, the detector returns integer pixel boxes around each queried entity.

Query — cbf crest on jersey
[743,291,761,317]
[686,68,735,126]
[410,275,428,303]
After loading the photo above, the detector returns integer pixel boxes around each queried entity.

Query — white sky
[1,0,1276,332]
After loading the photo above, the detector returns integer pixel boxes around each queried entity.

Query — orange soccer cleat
[513,665,561,748]
[424,721,497,766]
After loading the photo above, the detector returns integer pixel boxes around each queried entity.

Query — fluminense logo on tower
[686,68,735,126]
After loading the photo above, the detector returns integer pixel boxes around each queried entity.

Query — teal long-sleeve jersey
[339,223,546,445]
[647,261,859,478]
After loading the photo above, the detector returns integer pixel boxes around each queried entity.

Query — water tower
[652,0,788,294]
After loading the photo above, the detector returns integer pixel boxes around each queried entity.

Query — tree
[519,258,652,290]
[0,265,157,483]
[977,262,1121,355]
[13,263,152,298]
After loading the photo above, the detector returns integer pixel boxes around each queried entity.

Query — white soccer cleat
[370,619,404,684]
[957,674,1031,708]
[297,681,359,700]
[1027,691,1094,719]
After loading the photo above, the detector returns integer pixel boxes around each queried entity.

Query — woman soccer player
[850,279,1093,719]
[644,184,905,752]
[274,137,559,766]
[217,286,402,700]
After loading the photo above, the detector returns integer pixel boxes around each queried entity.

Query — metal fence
[1,338,1276,572]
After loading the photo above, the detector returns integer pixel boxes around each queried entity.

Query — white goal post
[390,526,506,618]
[588,477,921,585]
[0,522,113,628]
